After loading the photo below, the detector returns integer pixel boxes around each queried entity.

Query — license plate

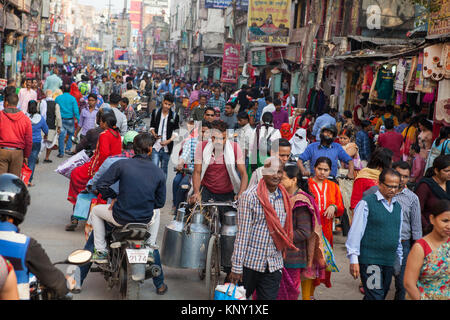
[126,249,150,264]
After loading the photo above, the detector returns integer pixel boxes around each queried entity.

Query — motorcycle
[29,249,92,300]
[90,222,161,300]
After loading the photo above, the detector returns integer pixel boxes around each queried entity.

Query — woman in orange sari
[308,157,344,292]
[65,111,122,231]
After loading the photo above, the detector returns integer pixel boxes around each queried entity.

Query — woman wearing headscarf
[70,82,82,105]
[280,123,293,140]
[277,165,326,300]
[290,127,308,158]
[65,111,122,231]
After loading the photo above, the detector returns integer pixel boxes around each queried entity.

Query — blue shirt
[298,142,353,177]
[156,82,172,95]
[256,97,267,121]
[346,191,403,265]
[356,130,371,161]
[312,113,336,141]
[55,93,80,121]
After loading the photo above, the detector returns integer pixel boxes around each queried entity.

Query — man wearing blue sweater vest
[346,168,403,300]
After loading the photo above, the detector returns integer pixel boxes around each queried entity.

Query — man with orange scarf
[230,156,298,300]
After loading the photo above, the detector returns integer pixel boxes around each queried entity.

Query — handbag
[73,192,97,221]
[214,283,246,300]
[21,164,33,185]
[322,232,339,272]
[55,150,90,179]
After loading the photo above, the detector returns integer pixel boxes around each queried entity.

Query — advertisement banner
[205,0,248,9]
[427,0,450,38]
[153,54,168,69]
[221,43,240,83]
[247,0,291,46]
[114,49,129,65]
[251,49,266,66]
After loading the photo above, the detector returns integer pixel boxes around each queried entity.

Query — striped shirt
[180,137,198,171]
[394,187,423,241]
[231,185,286,274]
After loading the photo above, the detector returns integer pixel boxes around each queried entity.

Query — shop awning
[347,35,422,46]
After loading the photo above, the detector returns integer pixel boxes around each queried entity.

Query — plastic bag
[55,150,90,179]
[21,163,32,185]
[73,192,97,221]
[322,233,339,272]
[214,283,246,300]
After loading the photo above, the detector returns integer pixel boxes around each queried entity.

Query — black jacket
[96,154,166,226]
[150,107,180,154]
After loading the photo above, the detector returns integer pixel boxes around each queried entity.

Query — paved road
[21,140,396,300]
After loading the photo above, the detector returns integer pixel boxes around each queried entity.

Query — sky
[77,0,127,13]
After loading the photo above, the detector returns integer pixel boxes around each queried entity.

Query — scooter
[90,222,161,300]
[29,249,92,300]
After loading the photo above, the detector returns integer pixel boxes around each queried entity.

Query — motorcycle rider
[0,173,70,299]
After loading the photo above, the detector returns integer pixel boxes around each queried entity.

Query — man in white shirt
[260,96,275,121]
[149,93,180,178]
[235,111,254,168]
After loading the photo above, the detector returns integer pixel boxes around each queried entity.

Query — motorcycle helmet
[0,174,31,224]
[320,124,338,138]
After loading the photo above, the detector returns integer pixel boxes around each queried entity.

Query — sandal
[359,284,365,294]
[156,284,168,295]
[28,183,34,187]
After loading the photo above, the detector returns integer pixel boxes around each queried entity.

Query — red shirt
[378,130,404,162]
[195,140,243,194]
[0,109,33,158]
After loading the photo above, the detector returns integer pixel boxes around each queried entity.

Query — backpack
[79,82,89,95]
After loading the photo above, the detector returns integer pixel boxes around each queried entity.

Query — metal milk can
[220,210,237,268]
[160,207,186,268]
[180,212,210,269]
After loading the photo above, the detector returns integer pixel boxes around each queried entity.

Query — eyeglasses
[295,134,303,139]
[381,182,399,190]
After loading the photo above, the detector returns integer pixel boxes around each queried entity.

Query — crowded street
[0,0,449,303]
[22,140,384,300]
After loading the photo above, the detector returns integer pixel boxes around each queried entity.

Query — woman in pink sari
[277,165,326,300]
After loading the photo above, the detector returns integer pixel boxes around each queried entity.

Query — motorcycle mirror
[67,249,92,265]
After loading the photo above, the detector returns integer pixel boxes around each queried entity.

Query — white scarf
[290,128,308,155]
[200,139,241,194]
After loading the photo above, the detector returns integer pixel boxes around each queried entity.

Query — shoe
[43,159,53,163]
[65,218,78,231]
[57,154,64,158]
[91,250,108,264]
[65,150,75,156]
[156,284,168,295]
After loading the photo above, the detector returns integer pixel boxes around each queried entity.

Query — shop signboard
[114,49,129,65]
[116,19,129,48]
[427,0,450,38]
[153,54,169,69]
[205,0,248,9]
[4,45,13,66]
[247,0,291,46]
[360,0,414,31]
[181,31,188,49]
[221,43,240,83]
[251,49,267,66]
[42,51,49,65]
[85,47,103,52]
[266,47,286,62]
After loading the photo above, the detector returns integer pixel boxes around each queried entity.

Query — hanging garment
[415,52,425,91]
[362,65,374,93]
[375,68,394,102]
[406,57,418,93]
[423,44,446,82]
[394,59,407,91]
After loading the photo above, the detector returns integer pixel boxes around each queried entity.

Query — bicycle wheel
[205,234,221,300]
